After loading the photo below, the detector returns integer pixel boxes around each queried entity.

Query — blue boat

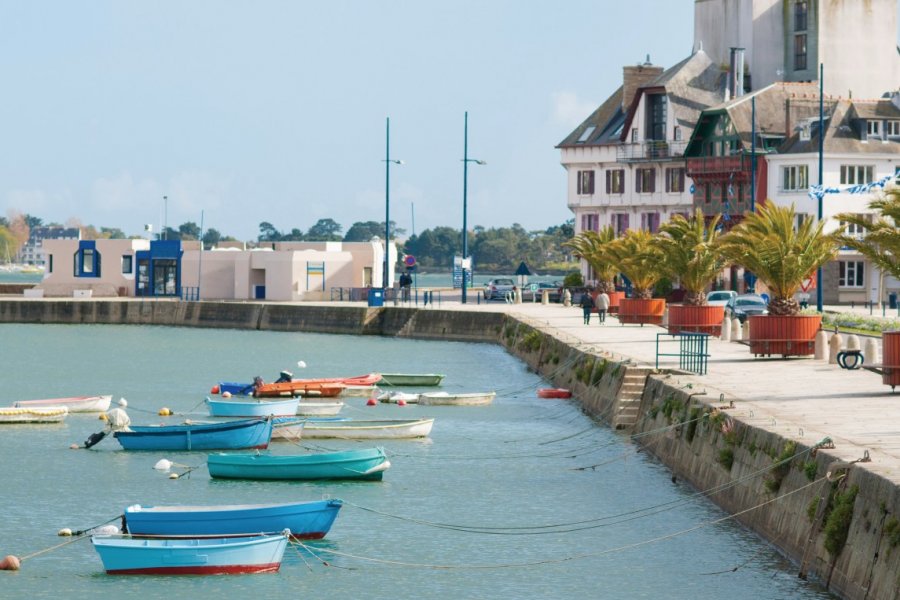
[91,531,289,575]
[206,396,299,418]
[208,447,391,481]
[123,499,343,540]
[113,418,272,451]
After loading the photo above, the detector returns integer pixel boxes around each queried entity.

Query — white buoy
[222,391,232,398]
[154,459,173,471]
[92,525,119,535]
[169,473,179,479]
[57,528,73,537]
[297,361,307,368]
[0,555,20,570]
[118,398,128,407]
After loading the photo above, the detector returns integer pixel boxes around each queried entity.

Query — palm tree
[603,229,665,299]
[657,209,726,306]
[717,202,838,316]
[832,187,900,281]
[563,226,618,293]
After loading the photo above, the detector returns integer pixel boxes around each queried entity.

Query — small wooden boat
[212,373,381,396]
[14,394,112,413]
[341,385,378,397]
[0,406,68,423]
[253,379,345,398]
[123,499,343,540]
[376,391,419,404]
[113,418,272,451]
[537,388,573,399]
[378,373,445,386]
[206,396,299,418]
[208,448,390,481]
[301,418,434,440]
[418,391,496,406]
[91,531,289,575]
[296,401,344,416]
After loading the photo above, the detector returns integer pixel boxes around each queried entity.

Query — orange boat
[211,373,381,398]
[536,388,572,399]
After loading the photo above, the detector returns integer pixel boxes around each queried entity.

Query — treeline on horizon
[1,213,576,273]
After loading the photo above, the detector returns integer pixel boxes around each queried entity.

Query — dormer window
[794,1,808,31]
[887,121,900,137]
[799,123,811,141]
[867,120,881,138]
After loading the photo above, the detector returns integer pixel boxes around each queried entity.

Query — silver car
[725,294,769,322]
[706,290,737,307]
[483,278,515,301]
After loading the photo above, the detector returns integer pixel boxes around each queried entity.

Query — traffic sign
[404,255,416,267]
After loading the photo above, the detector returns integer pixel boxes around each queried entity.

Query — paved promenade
[422,294,900,487]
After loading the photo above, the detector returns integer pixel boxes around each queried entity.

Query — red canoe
[537,388,572,399]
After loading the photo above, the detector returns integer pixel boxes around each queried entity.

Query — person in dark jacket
[579,290,594,324]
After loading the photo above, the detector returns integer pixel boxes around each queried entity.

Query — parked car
[725,293,769,322]
[706,290,738,307]
[483,278,516,301]
[521,282,562,302]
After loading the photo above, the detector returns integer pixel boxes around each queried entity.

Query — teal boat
[207,447,391,481]
[378,373,445,386]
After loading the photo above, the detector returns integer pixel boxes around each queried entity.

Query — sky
[0,2,778,241]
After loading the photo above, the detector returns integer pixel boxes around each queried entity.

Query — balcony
[686,156,750,181]
[617,141,687,162]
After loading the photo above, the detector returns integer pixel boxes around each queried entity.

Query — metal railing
[655,332,710,375]
[617,141,687,162]
[180,286,199,301]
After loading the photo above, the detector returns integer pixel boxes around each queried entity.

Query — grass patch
[824,485,859,558]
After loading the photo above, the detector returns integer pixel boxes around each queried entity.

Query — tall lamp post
[383,117,403,292]
[461,111,485,304]
[163,195,168,241]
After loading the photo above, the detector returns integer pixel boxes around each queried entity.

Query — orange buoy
[210,385,220,394]
[366,398,377,406]
[397,399,407,406]
[0,555,20,570]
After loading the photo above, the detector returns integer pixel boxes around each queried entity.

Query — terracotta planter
[607,291,624,314]
[747,314,821,357]
[618,298,666,325]
[881,331,900,389]
[667,304,725,335]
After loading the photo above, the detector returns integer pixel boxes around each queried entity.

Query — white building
[558,50,727,282]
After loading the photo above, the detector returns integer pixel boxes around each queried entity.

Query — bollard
[541,289,549,305]
[864,337,879,365]
[661,307,668,327]
[828,333,843,364]
[563,289,572,307]
[741,320,750,340]
[731,318,742,341]
[846,334,861,351]
[814,330,828,360]
[720,318,731,341]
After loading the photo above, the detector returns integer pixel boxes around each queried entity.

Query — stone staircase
[611,366,654,429]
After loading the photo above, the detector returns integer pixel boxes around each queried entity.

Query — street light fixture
[461,111,485,304]
[163,195,168,241]
[383,117,404,292]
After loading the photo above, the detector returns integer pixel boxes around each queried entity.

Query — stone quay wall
[1,298,898,599]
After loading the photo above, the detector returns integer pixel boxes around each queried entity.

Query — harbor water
[0,324,832,599]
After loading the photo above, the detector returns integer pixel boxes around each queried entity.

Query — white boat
[0,406,69,423]
[417,392,496,406]
[14,394,112,413]
[340,385,377,397]
[376,391,419,404]
[301,418,434,440]
[296,401,344,416]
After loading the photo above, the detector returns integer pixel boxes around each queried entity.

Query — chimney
[785,97,792,140]
[730,47,746,98]
[622,56,664,111]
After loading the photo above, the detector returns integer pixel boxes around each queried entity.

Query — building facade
[16,226,81,267]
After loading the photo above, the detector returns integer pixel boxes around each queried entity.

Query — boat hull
[378,373,445,386]
[14,395,112,412]
[418,392,495,406]
[91,533,288,575]
[296,401,344,416]
[124,499,343,540]
[208,449,390,481]
[301,418,434,439]
[536,388,572,399]
[206,397,299,417]
[114,418,272,451]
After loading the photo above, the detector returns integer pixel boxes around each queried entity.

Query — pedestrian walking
[596,290,610,324]
[579,290,594,324]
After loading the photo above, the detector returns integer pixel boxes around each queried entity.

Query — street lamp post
[461,111,485,304]
[383,117,403,293]
[163,195,168,241]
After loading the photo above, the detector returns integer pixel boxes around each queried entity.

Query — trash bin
[890,293,897,309]
[367,288,384,307]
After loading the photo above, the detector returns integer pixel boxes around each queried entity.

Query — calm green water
[0,324,831,599]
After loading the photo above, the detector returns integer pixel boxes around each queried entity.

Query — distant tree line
[1,212,576,273]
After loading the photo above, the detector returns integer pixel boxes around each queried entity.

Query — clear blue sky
[0,2,727,240]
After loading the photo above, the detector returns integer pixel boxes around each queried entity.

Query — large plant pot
[667,304,725,335]
[618,298,666,325]
[881,331,900,389]
[607,291,624,314]
[747,314,821,357]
